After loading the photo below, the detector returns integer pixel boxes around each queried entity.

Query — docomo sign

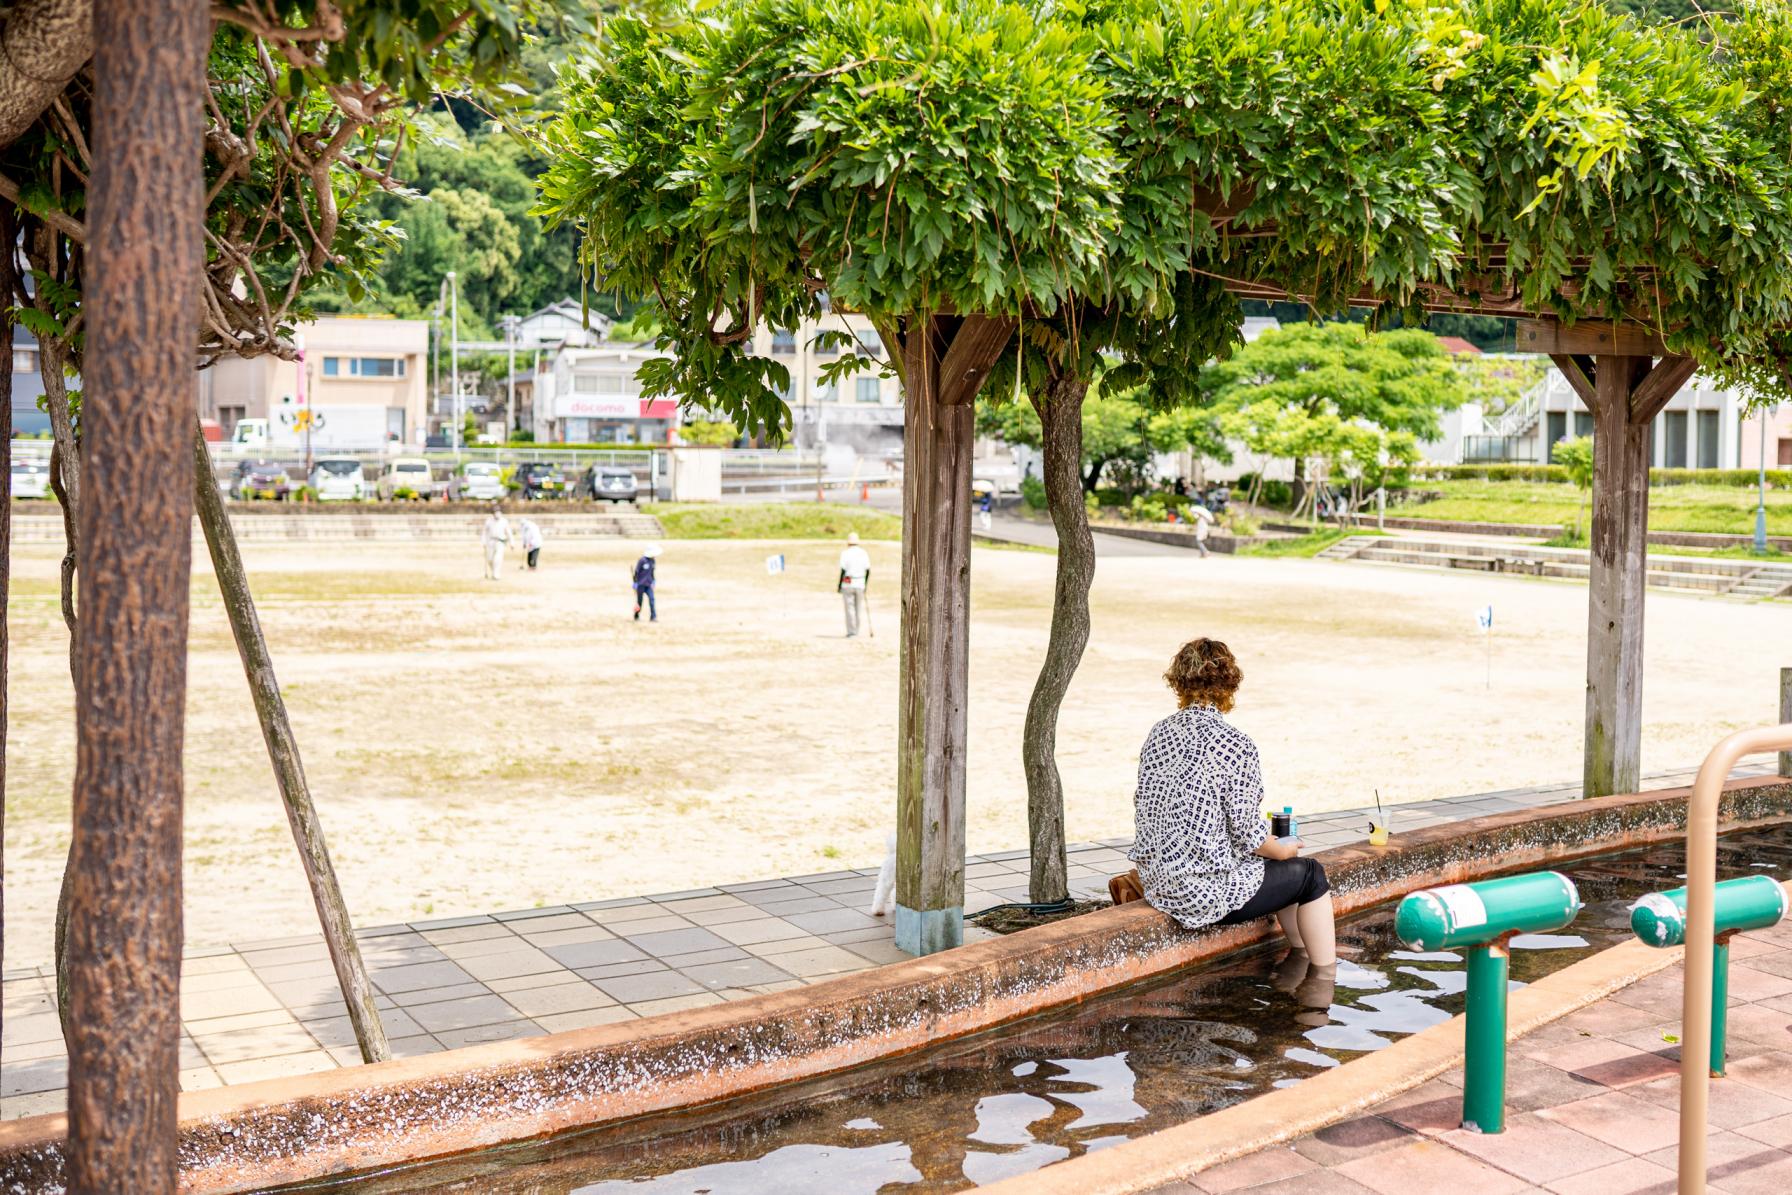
[556,396,681,419]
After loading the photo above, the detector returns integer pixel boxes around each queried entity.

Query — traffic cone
[860,482,870,503]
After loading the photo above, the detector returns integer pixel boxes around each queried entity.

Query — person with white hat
[838,531,871,638]
[632,542,662,621]
[481,502,511,581]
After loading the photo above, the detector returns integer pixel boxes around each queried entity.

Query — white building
[527,307,906,449]
[530,343,678,444]
[1466,367,1749,467]
[514,298,610,349]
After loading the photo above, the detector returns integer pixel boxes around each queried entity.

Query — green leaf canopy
[539,0,1792,432]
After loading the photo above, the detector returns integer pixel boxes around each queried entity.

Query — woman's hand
[1255,837,1301,861]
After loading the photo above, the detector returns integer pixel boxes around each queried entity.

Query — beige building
[201,315,430,450]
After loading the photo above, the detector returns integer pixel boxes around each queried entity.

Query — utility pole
[439,271,460,460]
[502,315,518,434]
[295,333,312,478]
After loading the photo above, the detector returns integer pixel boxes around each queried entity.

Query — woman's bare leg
[1295,893,1337,967]
[1276,905,1306,951]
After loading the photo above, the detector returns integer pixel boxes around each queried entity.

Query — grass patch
[646,502,902,540]
[1405,480,1792,536]
[1240,528,1383,558]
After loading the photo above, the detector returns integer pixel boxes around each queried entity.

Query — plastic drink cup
[1369,816,1391,847]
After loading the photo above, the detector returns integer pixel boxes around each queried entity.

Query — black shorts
[1216,856,1330,926]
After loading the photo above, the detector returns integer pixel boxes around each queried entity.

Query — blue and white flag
[1476,604,1493,630]
[765,553,786,576]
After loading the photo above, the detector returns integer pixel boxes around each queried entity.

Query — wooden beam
[1584,354,1653,800]
[1518,320,1667,359]
[936,314,1016,407]
[1629,355,1697,426]
[1548,354,1597,407]
[67,0,208,1184]
[895,313,977,956]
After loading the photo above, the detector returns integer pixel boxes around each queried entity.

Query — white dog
[868,831,897,917]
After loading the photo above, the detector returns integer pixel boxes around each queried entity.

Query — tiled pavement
[1149,905,1792,1195]
[0,763,1771,1120]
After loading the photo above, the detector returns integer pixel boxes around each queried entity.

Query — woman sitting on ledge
[1130,637,1338,986]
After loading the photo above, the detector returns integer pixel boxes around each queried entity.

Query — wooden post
[1580,353,1694,799]
[895,313,1013,955]
[1781,668,1792,778]
[191,422,391,1062]
[66,0,207,1185]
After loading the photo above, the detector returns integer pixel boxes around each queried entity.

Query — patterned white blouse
[1128,703,1270,929]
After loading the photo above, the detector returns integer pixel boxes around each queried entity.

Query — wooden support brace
[1630,356,1698,426]
[1548,354,1597,408]
[895,313,1014,955]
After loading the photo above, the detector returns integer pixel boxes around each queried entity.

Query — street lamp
[437,271,460,460]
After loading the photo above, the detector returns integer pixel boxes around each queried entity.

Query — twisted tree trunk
[0,205,13,1049]
[1023,373,1093,905]
[65,0,207,1180]
[190,422,390,1062]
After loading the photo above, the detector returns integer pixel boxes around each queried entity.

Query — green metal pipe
[1462,941,1510,1134]
[1712,937,1730,1078]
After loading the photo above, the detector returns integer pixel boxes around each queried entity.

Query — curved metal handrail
[1680,723,1792,1193]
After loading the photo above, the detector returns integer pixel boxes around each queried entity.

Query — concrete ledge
[978,931,1691,1195]
[2,777,1787,1192]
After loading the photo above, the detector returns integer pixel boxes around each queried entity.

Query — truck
[229,405,396,455]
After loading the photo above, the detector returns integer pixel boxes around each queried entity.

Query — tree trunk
[1083,458,1103,493]
[0,0,93,152]
[1022,374,1092,906]
[0,204,13,1046]
[66,0,207,1184]
[895,313,1013,956]
[190,421,390,1062]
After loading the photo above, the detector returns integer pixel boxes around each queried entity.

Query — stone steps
[1331,534,1784,600]
[12,512,663,543]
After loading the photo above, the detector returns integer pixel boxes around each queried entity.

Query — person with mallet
[838,531,872,638]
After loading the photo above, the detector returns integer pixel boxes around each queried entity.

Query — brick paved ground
[1149,856,1792,1193]
[1,764,1762,1120]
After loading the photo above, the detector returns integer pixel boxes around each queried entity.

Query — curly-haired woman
[1130,638,1337,980]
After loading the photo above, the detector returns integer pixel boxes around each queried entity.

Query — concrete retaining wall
[2,777,1787,1192]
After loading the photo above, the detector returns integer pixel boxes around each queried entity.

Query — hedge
[1414,464,1792,488]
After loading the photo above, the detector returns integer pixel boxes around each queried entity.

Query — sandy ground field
[4,535,1784,964]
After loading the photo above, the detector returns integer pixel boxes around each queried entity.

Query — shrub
[1084,491,1101,518]
[507,430,536,444]
[392,485,418,501]
[1416,462,1792,488]
[290,483,317,503]
[1020,474,1047,510]
[1129,493,1169,522]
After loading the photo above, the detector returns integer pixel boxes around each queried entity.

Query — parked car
[233,459,291,501]
[512,461,566,500]
[310,458,367,502]
[452,461,506,502]
[377,457,438,501]
[584,465,640,504]
[10,457,49,500]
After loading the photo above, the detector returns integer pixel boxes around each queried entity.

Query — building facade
[202,316,430,450]
[525,309,907,449]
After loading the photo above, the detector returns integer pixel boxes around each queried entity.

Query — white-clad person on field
[1189,500,1215,559]
[518,516,544,570]
[482,503,511,580]
[838,531,872,638]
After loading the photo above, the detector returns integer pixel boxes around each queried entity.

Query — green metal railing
[1395,871,1582,1133]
